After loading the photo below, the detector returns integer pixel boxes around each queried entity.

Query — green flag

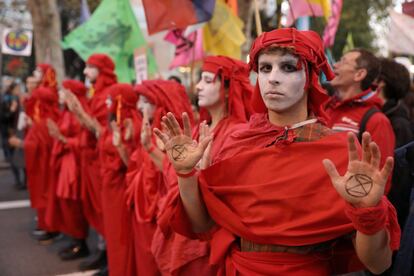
[342,32,355,54]
[62,0,157,83]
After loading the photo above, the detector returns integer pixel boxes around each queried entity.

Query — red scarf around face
[135,80,194,130]
[200,56,254,123]
[87,53,118,94]
[248,28,333,122]
[37,63,58,93]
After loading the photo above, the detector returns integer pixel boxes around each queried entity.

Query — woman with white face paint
[154,29,399,275]
[125,80,194,276]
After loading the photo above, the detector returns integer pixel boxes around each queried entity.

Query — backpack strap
[358,107,381,143]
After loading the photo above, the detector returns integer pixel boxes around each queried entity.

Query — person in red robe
[9,63,60,242]
[45,80,90,260]
[64,53,117,272]
[154,28,401,275]
[99,83,141,276]
[154,56,253,276]
[125,80,194,275]
[9,86,60,242]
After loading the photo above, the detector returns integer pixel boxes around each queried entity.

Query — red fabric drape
[45,80,88,238]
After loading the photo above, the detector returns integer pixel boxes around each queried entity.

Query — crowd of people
[0,28,413,276]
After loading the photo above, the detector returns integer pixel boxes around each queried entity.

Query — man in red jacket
[324,49,395,193]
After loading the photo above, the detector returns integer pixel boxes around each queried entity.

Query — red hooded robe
[155,56,254,276]
[79,53,117,235]
[99,83,141,276]
[125,80,194,275]
[45,80,89,239]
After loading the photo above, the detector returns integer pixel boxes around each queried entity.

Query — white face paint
[105,96,112,109]
[33,68,43,82]
[195,71,221,108]
[58,89,66,105]
[137,95,155,120]
[258,52,307,114]
[83,65,99,82]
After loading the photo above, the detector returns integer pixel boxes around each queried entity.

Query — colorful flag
[225,0,238,15]
[1,28,33,56]
[286,0,331,27]
[62,0,157,83]
[142,0,216,35]
[202,0,245,59]
[387,10,414,56]
[322,0,343,48]
[342,32,355,54]
[165,28,204,69]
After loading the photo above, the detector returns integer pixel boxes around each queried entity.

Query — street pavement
[0,154,98,276]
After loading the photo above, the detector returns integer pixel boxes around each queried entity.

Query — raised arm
[323,132,396,274]
[154,112,214,233]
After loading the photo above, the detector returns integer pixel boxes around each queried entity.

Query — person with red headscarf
[64,53,117,272]
[154,28,400,275]
[152,56,253,276]
[98,83,141,276]
[24,64,58,127]
[43,80,90,260]
[124,80,194,275]
[9,86,60,242]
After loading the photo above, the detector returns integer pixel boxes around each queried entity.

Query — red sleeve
[65,137,80,150]
[366,113,395,193]
[157,178,218,241]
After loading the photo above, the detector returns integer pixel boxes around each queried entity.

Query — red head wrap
[135,80,194,129]
[30,87,59,122]
[108,83,138,125]
[62,79,88,109]
[37,63,57,92]
[201,56,254,121]
[248,28,334,120]
[86,53,117,92]
[62,80,87,97]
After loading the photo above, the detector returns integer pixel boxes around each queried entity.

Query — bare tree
[27,0,64,82]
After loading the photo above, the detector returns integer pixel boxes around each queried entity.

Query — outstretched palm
[154,112,212,173]
[323,132,394,208]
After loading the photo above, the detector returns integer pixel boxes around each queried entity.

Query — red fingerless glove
[345,196,401,250]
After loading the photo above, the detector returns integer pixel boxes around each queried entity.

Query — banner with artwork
[1,28,33,56]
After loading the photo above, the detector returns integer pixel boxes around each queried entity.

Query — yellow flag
[309,0,331,21]
[342,32,355,54]
[202,0,245,59]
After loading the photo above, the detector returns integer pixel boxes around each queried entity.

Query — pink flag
[164,28,204,69]
[286,0,324,26]
[323,0,343,48]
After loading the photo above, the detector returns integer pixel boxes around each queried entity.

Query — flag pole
[254,0,263,35]
[189,31,197,98]
[287,0,297,27]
